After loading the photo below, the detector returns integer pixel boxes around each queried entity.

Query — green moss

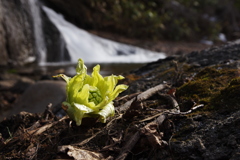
[211,77,240,111]
[176,67,238,111]
[194,67,220,79]
[229,77,240,86]
[155,67,176,79]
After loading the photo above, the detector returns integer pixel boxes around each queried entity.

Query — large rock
[3,80,66,120]
[122,41,240,159]
[0,1,8,66]
[0,0,35,66]
[42,0,93,29]
[0,0,70,66]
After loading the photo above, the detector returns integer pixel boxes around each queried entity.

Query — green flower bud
[54,58,128,126]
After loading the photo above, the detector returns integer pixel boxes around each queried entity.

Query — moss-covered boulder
[121,42,240,159]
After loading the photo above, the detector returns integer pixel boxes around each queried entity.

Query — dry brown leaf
[141,122,167,148]
[58,145,104,160]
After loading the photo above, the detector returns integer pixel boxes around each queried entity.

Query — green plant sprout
[54,59,128,126]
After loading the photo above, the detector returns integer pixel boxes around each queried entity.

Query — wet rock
[5,80,66,120]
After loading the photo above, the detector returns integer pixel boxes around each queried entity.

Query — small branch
[119,84,169,119]
[116,97,136,113]
[115,114,167,160]
[73,115,123,147]
[116,84,169,114]
[137,84,170,102]
[115,131,141,160]
[139,111,166,123]
[42,103,54,121]
[28,116,67,135]
[115,103,203,159]
[168,104,204,115]
[139,104,204,123]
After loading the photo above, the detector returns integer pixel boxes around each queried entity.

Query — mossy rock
[176,67,238,111]
[211,77,240,112]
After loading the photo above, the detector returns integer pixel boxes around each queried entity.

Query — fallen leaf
[58,145,104,160]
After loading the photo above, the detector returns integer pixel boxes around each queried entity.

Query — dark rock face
[125,41,240,94]
[0,1,8,66]
[0,0,70,66]
[122,41,240,159]
[171,111,240,160]
[0,0,35,66]
[42,0,93,29]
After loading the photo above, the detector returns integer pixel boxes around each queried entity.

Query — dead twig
[116,97,136,113]
[73,114,123,147]
[167,104,204,115]
[116,84,169,113]
[139,111,166,123]
[116,92,141,102]
[140,104,204,123]
[75,130,103,147]
[28,116,67,135]
[115,114,167,160]
[137,84,170,102]
[115,103,204,160]
[115,131,141,160]
[119,84,169,119]
[42,103,55,121]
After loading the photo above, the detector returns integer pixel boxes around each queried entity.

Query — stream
[40,6,166,66]
[37,5,167,75]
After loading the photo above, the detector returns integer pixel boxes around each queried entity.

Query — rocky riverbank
[1,41,240,159]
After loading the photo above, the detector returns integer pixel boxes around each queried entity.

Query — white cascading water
[42,6,166,64]
[29,0,47,66]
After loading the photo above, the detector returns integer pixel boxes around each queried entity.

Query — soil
[1,39,240,159]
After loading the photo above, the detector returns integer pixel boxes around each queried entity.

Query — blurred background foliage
[45,0,240,41]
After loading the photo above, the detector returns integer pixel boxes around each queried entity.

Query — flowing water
[42,6,166,65]
[29,0,47,65]
[27,2,166,75]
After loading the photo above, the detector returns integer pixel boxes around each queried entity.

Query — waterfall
[42,6,166,64]
[29,0,47,66]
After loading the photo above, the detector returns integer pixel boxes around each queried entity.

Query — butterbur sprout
[54,59,128,126]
